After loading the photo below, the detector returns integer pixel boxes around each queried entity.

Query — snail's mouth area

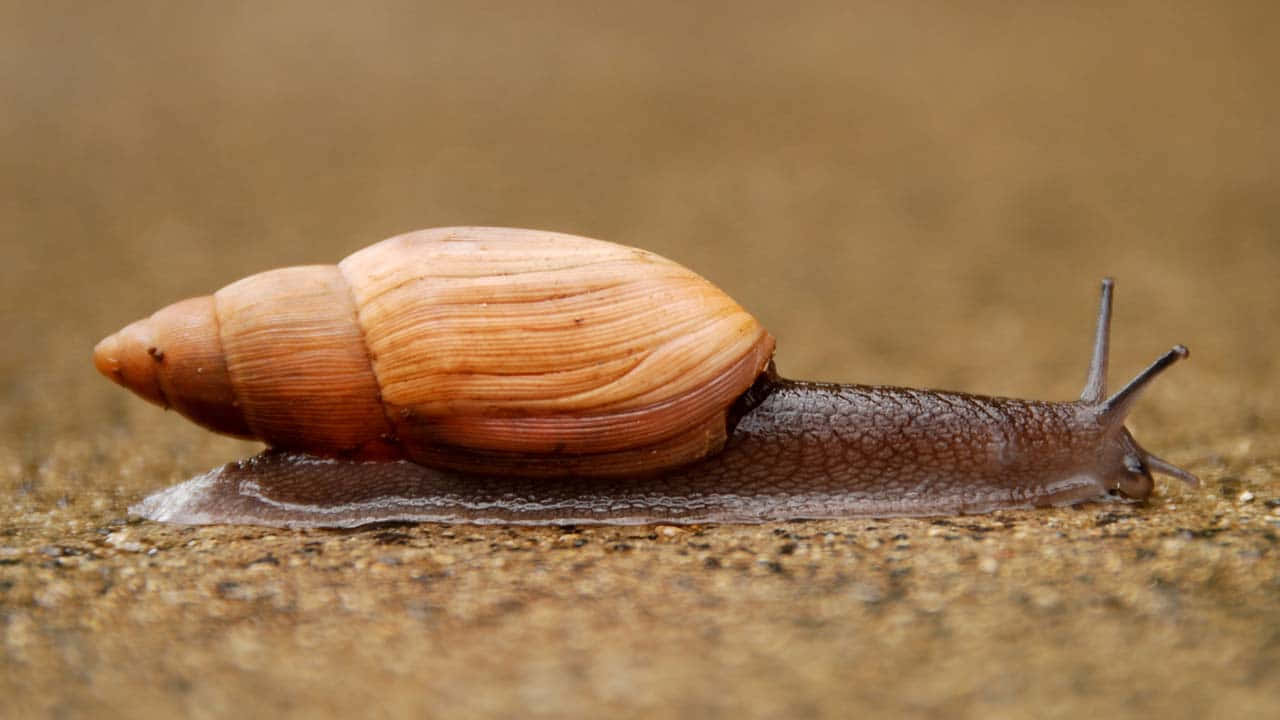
[1107,480,1154,502]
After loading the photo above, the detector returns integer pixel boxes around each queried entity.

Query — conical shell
[95,227,776,477]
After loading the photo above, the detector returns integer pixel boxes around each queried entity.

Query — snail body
[95,227,1197,527]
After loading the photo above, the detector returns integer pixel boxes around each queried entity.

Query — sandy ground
[2,2,1278,718]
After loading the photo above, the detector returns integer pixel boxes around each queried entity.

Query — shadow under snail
[93,227,1198,527]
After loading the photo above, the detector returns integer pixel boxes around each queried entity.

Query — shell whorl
[94,227,776,476]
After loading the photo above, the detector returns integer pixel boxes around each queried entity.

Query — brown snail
[94,226,1198,527]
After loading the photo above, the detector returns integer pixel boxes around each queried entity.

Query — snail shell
[94,227,774,478]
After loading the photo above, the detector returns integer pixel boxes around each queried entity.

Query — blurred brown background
[2,2,1277,718]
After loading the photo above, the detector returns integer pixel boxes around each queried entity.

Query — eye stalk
[1098,344,1191,425]
[1080,278,1198,491]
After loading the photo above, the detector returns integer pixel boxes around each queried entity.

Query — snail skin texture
[94,227,1199,528]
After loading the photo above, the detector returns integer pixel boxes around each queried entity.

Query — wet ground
[3,3,1278,718]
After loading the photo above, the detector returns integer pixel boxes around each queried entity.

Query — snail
[93,226,1198,527]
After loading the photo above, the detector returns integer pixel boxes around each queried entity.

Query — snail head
[1077,278,1197,500]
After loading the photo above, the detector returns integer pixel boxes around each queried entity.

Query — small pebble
[1238,491,1255,503]
[105,531,147,553]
